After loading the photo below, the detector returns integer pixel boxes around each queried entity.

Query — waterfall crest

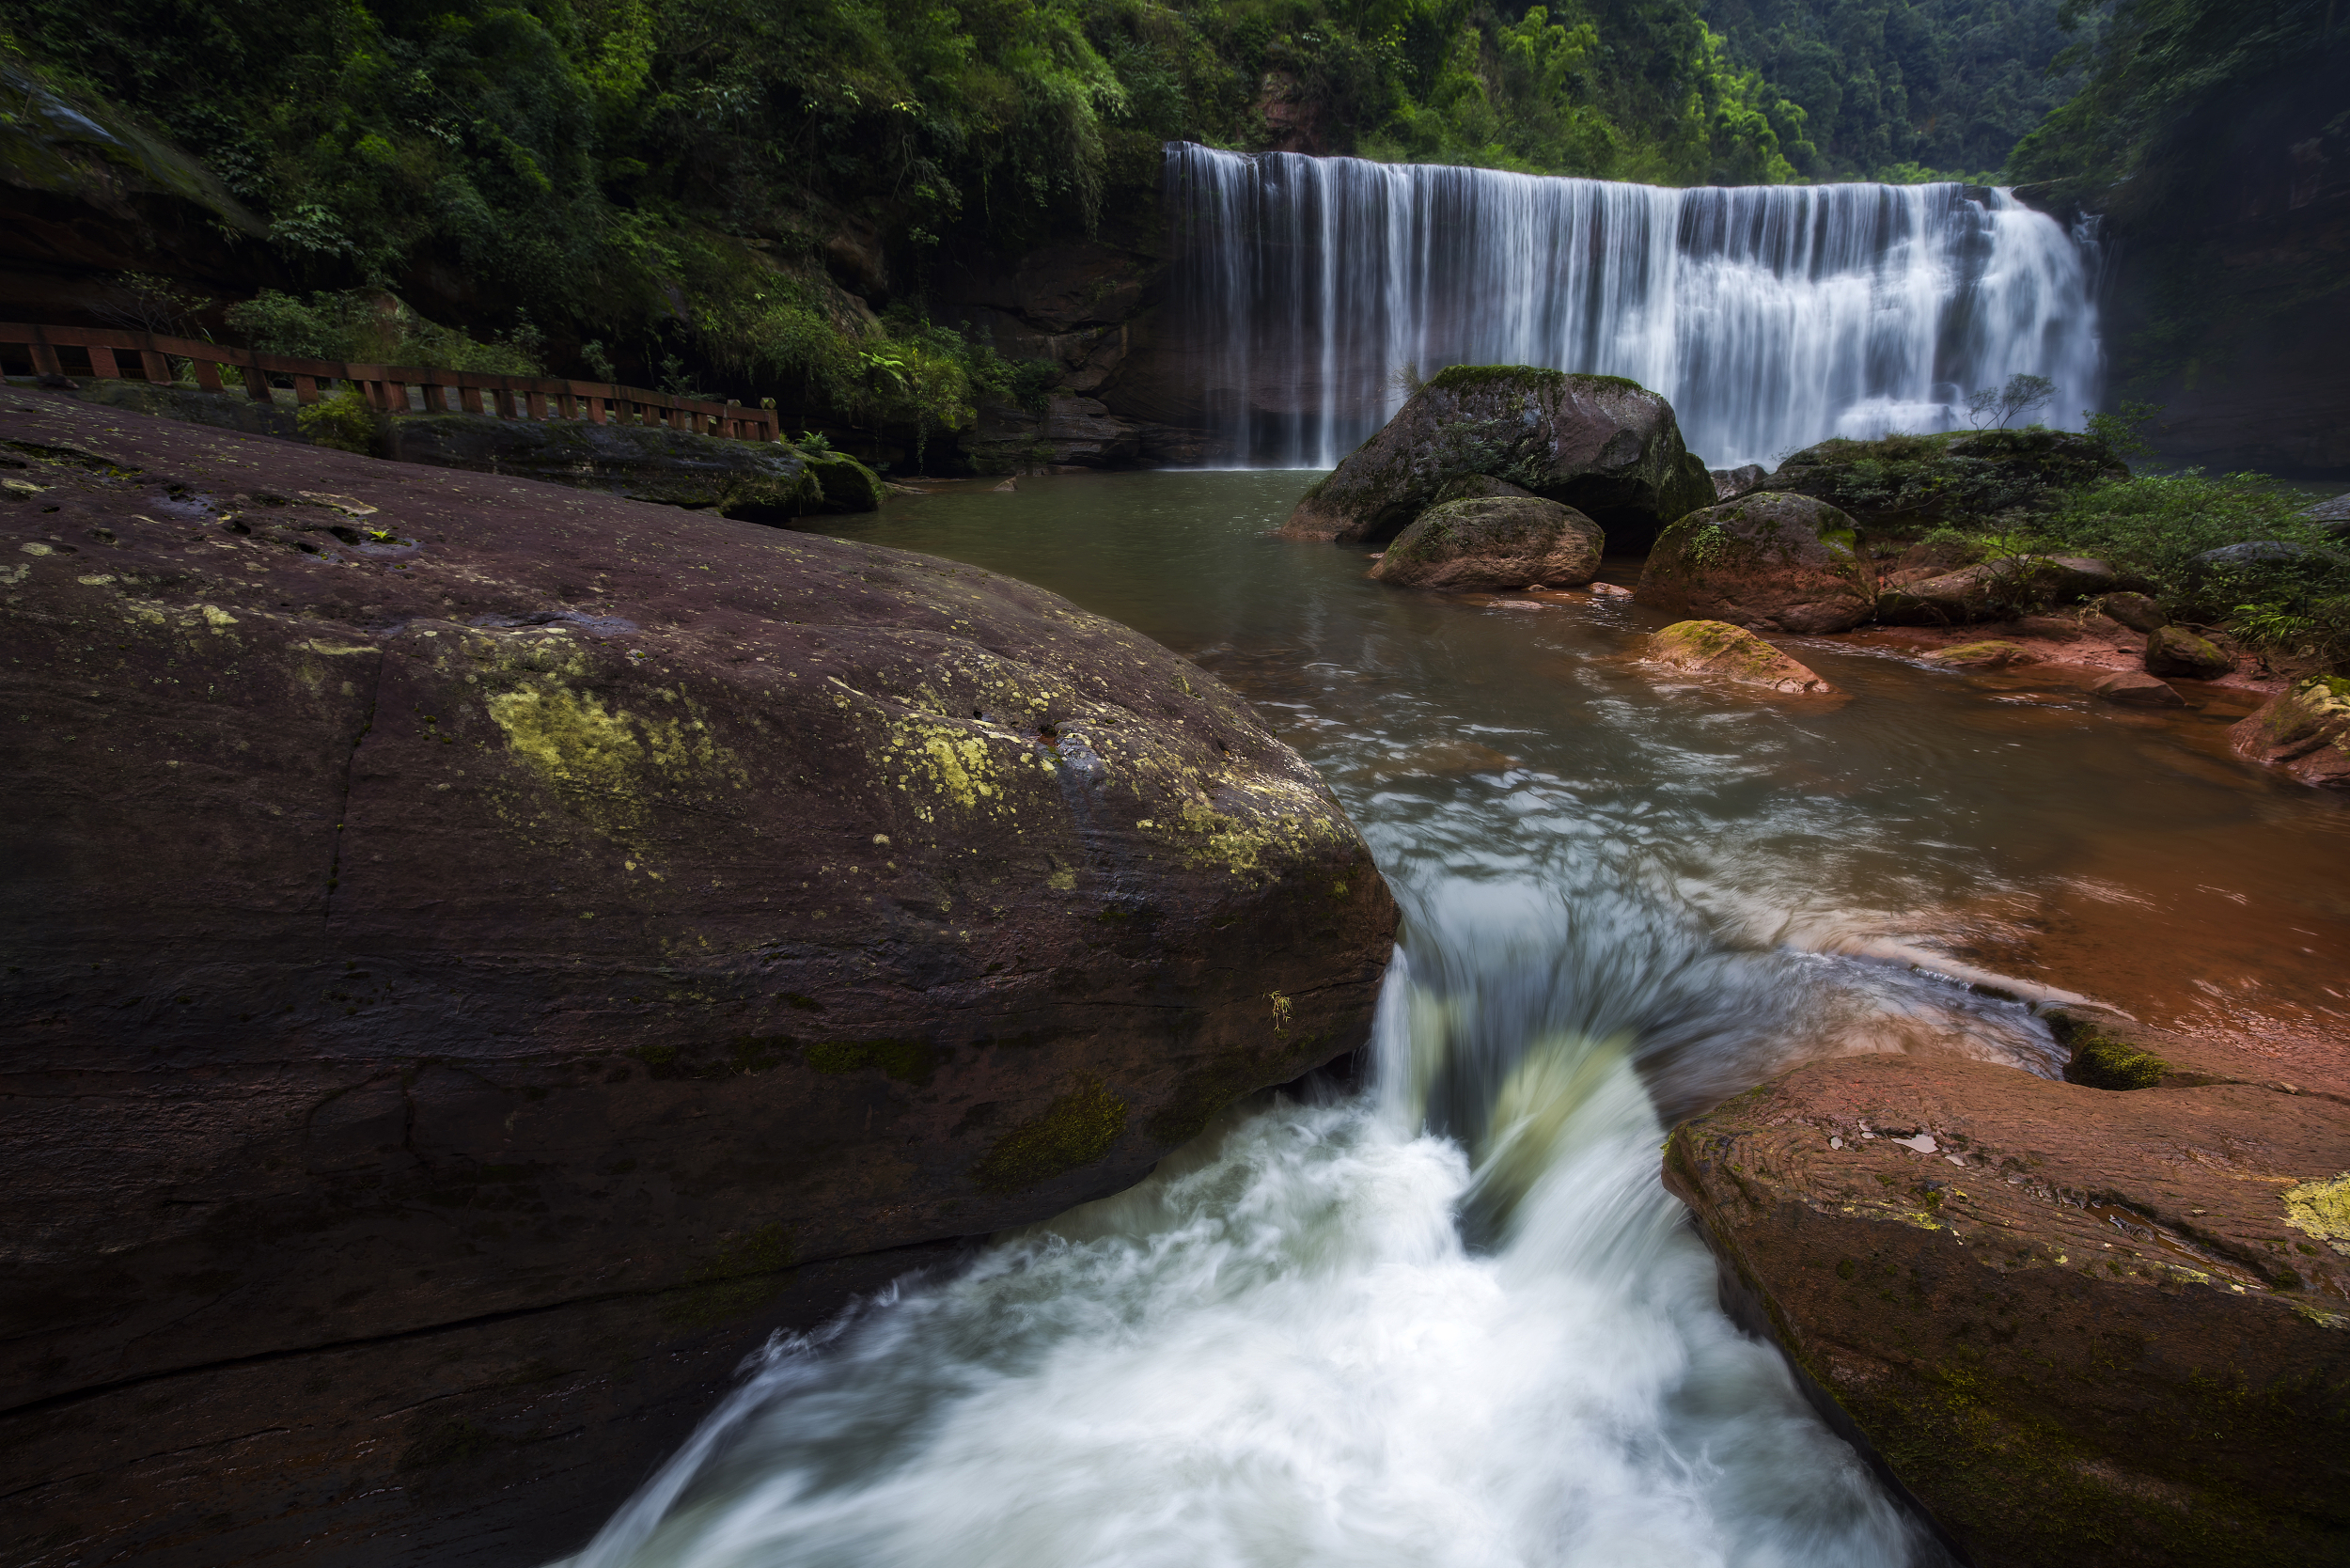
[1167,143,2101,471]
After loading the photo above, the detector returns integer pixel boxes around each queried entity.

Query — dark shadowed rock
[2094,669,2187,707]
[0,392,1396,1568]
[1281,366,1713,551]
[2303,494,2350,541]
[1636,492,1872,635]
[383,412,881,521]
[1644,619,1838,695]
[2098,590,2167,632]
[2231,675,2350,788]
[2142,624,2233,680]
[1369,489,1604,591]
[1876,556,2121,624]
[1665,1038,2350,1568]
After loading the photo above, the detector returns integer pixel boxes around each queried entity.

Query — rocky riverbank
[0,393,1397,1568]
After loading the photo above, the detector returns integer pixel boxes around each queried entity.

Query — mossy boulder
[1768,427,2124,531]
[383,412,878,523]
[1281,365,1714,552]
[1645,619,1838,695]
[0,391,1396,1565]
[1928,638,2038,668]
[1369,480,1604,590]
[1635,491,1872,635]
[2142,624,2233,680]
[2231,675,2350,788]
[1665,1049,2350,1568]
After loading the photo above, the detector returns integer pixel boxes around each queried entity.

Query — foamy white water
[1167,143,2101,469]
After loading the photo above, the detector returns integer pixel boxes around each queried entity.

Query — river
[561,470,2350,1568]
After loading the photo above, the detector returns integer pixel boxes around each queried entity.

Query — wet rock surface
[1636,491,1872,635]
[1644,619,1838,695]
[1368,483,1605,591]
[1280,366,1713,550]
[0,391,1396,1568]
[1767,428,2127,531]
[2094,669,2188,707]
[2232,675,2350,788]
[1665,1022,2350,1568]
[384,412,880,520]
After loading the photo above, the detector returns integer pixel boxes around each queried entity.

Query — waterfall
[1167,143,2102,471]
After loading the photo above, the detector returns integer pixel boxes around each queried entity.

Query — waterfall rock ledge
[0,394,1398,1568]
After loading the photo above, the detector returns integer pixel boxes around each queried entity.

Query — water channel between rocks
[567,470,2350,1568]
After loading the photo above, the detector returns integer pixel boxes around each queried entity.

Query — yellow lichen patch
[888,717,1005,818]
[2282,1172,2350,1255]
[200,604,238,630]
[487,679,739,837]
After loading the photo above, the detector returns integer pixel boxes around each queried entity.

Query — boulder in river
[1664,1017,2350,1568]
[1645,619,1838,695]
[1766,428,2127,530]
[1635,492,1872,635]
[1368,480,1605,590]
[1875,556,2121,625]
[2094,669,2187,707]
[2230,675,2350,788]
[1281,366,1714,552]
[0,392,1397,1567]
[2141,624,2233,680]
[1927,638,2038,668]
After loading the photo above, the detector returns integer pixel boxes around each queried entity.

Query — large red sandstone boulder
[2231,675,2350,787]
[1665,1016,2350,1568]
[1635,491,1872,635]
[1644,619,1839,695]
[0,391,1395,1568]
[1280,366,1714,552]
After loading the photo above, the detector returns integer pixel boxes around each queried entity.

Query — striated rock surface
[2231,675,2350,788]
[0,392,1396,1568]
[1645,619,1838,695]
[1636,492,1872,635]
[1369,482,1604,590]
[1281,366,1713,550]
[384,412,879,521]
[1665,1023,2350,1568]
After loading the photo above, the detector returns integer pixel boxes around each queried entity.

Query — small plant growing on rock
[295,387,382,456]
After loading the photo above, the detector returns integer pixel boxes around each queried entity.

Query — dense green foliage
[1702,0,2086,180]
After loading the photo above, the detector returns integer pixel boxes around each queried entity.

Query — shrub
[295,387,381,455]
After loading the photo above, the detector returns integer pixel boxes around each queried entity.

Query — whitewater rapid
[1167,144,2101,470]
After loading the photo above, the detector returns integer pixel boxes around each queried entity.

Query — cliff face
[2063,54,2350,476]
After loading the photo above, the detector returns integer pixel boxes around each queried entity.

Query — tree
[1968,373,2056,429]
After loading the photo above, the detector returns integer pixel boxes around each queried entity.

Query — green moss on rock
[970,1076,1128,1195]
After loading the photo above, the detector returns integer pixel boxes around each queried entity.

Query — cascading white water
[1167,143,2102,470]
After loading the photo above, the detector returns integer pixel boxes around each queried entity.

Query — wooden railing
[0,322,780,442]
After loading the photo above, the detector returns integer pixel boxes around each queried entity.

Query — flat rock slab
[1667,1050,2350,1568]
[0,393,1396,1568]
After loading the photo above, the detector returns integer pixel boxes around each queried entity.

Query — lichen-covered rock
[384,412,880,521]
[1368,486,1604,590]
[2231,675,2350,788]
[2142,624,2233,680]
[1281,365,1714,551]
[2094,669,2187,707]
[1876,556,2121,624]
[1928,638,2038,668]
[0,393,1396,1566]
[1664,1038,2350,1568]
[1635,492,1872,634]
[1767,427,2127,530]
[1645,619,1838,695]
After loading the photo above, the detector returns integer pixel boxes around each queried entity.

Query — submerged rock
[2141,624,2233,680]
[1369,481,1604,591]
[1281,365,1713,551]
[0,396,1396,1564]
[1645,619,1838,695]
[385,412,880,520]
[2231,675,2350,788]
[1927,638,2038,668]
[1664,1028,2350,1568]
[2094,669,2187,707]
[1635,492,1872,635]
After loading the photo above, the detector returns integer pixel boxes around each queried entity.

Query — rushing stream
[566,473,2350,1568]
